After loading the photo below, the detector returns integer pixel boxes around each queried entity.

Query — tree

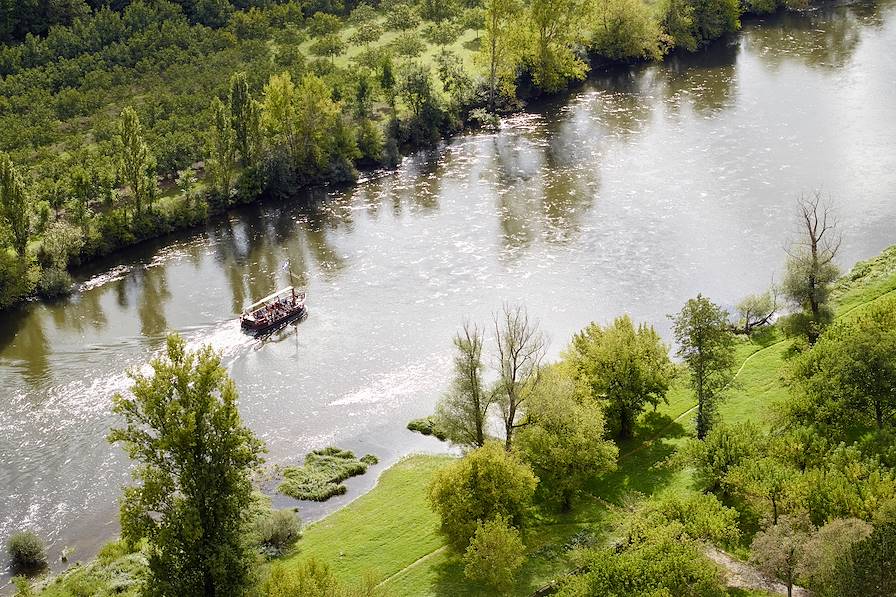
[671,294,736,440]
[750,516,812,597]
[514,369,617,510]
[207,98,237,201]
[782,193,841,344]
[385,3,420,31]
[793,297,896,430]
[493,304,547,450]
[480,0,523,111]
[733,287,778,334]
[564,315,673,441]
[675,422,759,496]
[228,72,255,167]
[831,521,896,597]
[310,33,346,62]
[435,322,493,448]
[350,21,382,47]
[108,334,265,596]
[526,0,588,92]
[591,0,662,62]
[798,518,872,596]
[0,152,31,257]
[728,455,800,525]
[427,440,537,549]
[114,107,156,216]
[462,516,525,595]
[308,12,342,37]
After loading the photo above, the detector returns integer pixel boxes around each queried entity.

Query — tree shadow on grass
[587,418,689,507]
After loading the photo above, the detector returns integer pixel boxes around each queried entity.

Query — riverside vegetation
[1,0,825,309]
[9,196,896,595]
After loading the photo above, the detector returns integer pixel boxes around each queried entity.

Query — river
[2,0,896,581]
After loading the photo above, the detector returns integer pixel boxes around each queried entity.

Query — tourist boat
[240,286,306,335]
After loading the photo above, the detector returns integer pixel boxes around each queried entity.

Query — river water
[2,0,896,580]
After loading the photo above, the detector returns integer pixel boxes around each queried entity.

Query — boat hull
[241,305,307,335]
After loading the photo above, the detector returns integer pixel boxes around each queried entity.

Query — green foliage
[427,441,537,549]
[675,422,760,495]
[798,518,872,596]
[480,0,524,110]
[0,251,39,309]
[591,0,664,61]
[37,266,74,299]
[830,521,896,597]
[671,294,736,440]
[525,0,589,92]
[385,3,420,31]
[434,322,491,447]
[626,493,742,547]
[42,220,84,269]
[207,97,237,201]
[0,152,31,257]
[733,289,778,334]
[8,531,47,570]
[114,107,156,216]
[791,296,896,431]
[462,515,526,595]
[261,557,378,597]
[557,523,726,596]
[688,0,741,48]
[727,455,800,525]
[253,509,303,556]
[514,369,618,510]
[308,12,342,37]
[278,447,378,501]
[564,315,673,440]
[407,416,449,440]
[108,333,265,596]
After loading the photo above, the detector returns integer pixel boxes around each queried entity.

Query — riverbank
[18,244,896,595]
[0,0,840,311]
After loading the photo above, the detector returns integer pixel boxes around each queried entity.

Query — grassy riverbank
[20,246,896,596]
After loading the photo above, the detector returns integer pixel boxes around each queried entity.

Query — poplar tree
[207,98,237,200]
[0,152,30,257]
[114,107,155,216]
[481,0,523,111]
[228,72,253,167]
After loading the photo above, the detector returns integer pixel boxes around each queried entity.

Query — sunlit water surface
[2,0,896,581]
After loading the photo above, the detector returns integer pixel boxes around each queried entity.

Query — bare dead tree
[493,304,547,451]
[783,192,842,343]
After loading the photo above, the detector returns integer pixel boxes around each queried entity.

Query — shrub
[463,516,525,595]
[427,441,538,549]
[8,531,47,570]
[254,509,302,556]
[407,416,448,441]
[37,266,74,299]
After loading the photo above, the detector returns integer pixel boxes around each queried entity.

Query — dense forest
[0,0,813,309]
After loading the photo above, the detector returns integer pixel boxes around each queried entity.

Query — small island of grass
[278,447,379,502]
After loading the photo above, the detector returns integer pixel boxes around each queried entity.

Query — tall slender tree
[436,322,493,448]
[671,294,736,440]
[228,72,253,167]
[207,98,237,201]
[114,107,155,217]
[0,152,31,257]
[481,0,523,111]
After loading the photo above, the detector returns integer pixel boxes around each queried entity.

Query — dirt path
[705,546,809,596]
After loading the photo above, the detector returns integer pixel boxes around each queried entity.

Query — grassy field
[275,248,896,596]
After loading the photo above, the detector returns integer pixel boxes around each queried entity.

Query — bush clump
[8,531,47,570]
[254,509,302,557]
[37,266,74,299]
[278,447,378,502]
[407,416,448,441]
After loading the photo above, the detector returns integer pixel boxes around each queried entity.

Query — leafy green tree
[42,220,83,270]
[494,304,547,450]
[436,49,474,111]
[658,0,697,50]
[427,440,537,549]
[515,369,618,510]
[462,515,525,595]
[114,107,156,216]
[480,0,523,111]
[0,152,31,257]
[689,0,740,47]
[751,516,812,597]
[228,72,255,167]
[591,0,663,61]
[385,3,420,31]
[392,32,426,61]
[207,98,237,201]
[671,294,736,440]
[728,455,800,524]
[733,287,778,334]
[782,193,841,344]
[350,21,383,47]
[793,297,896,431]
[308,12,342,37]
[675,422,759,495]
[435,322,493,448]
[109,334,265,597]
[310,33,346,62]
[565,315,673,441]
[525,0,589,92]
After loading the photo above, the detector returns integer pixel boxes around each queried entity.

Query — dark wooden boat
[240,286,306,335]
